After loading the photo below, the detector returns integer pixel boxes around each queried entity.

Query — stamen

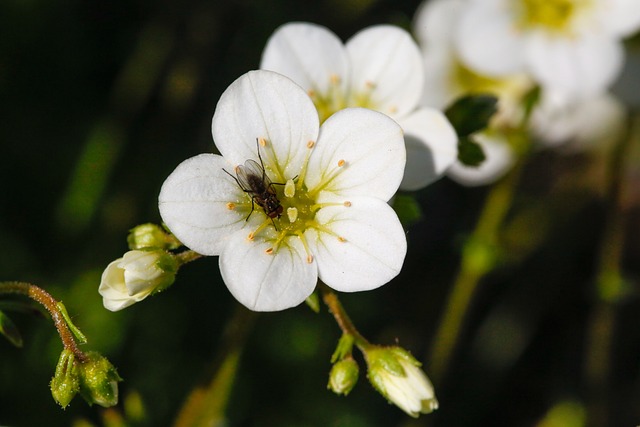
[265,247,274,255]
[287,207,298,223]
[226,202,236,210]
[249,219,271,241]
[308,89,316,97]
[388,105,398,114]
[247,232,254,241]
[284,179,296,198]
[343,201,352,207]
[338,236,347,243]
[307,140,315,149]
[234,165,241,173]
[337,159,346,167]
[307,255,314,264]
[330,74,341,84]
[365,80,376,89]
[258,137,267,147]
[298,233,314,264]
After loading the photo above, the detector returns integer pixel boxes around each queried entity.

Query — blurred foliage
[2,0,640,426]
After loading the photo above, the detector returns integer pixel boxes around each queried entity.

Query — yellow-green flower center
[308,75,379,123]
[453,60,508,96]
[517,0,590,33]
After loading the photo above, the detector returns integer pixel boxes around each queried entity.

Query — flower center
[453,60,507,95]
[308,75,380,123]
[517,0,590,33]
[232,139,351,263]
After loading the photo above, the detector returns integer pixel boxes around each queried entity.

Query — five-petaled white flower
[260,22,458,190]
[455,0,640,99]
[158,70,407,312]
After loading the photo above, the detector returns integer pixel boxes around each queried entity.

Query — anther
[388,105,398,114]
[226,202,236,210]
[307,254,314,263]
[234,165,241,173]
[338,236,347,243]
[258,137,267,147]
[365,80,376,89]
[343,201,352,207]
[330,74,341,84]
[307,140,315,149]
[247,232,255,241]
[265,247,274,255]
[337,159,346,167]
[308,89,316,97]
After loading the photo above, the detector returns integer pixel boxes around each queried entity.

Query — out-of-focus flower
[159,70,407,312]
[413,0,526,185]
[455,0,640,99]
[365,346,438,417]
[99,249,178,311]
[261,22,458,190]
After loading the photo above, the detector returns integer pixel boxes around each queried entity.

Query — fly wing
[235,159,270,191]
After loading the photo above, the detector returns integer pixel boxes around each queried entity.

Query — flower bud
[77,351,122,407]
[50,349,80,408]
[127,223,180,250]
[365,346,438,417]
[328,356,359,396]
[99,249,178,311]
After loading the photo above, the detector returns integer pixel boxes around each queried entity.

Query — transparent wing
[235,159,270,192]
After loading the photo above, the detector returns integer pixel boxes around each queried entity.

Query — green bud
[127,223,180,250]
[77,351,123,407]
[328,357,359,396]
[50,349,80,408]
[365,346,438,418]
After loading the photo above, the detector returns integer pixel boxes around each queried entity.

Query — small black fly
[223,139,284,222]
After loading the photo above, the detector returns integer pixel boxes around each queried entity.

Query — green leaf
[458,136,487,167]
[0,310,23,348]
[392,194,422,227]
[445,94,498,137]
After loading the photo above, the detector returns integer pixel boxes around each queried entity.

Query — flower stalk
[0,281,87,361]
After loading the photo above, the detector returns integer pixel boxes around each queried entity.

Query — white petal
[211,70,319,181]
[398,108,458,190]
[413,0,464,47]
[455,0,526,76]
[219,230,317,311]
[447,133,515,186]
[526,32,624,98]
[158,154,249,256]
[305,108,405,201]
[306,196,406,292]
[601,0,640,38]
[260,22,349,97]
[346,25,424,118]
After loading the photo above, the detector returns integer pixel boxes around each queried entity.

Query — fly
[223,140,284,223]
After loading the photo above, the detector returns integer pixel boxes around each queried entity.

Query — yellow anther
[338,236,347,243]
[308,89,316,97]
[247,232,255,241]
[337,159,346,167]
[365,80,376,89]
[343,201,352,207]
[234,165,241,173]
[307,140,315,149]
[284,179,296,198]
[287,207,298,223]
[258,137,267,147]
[265,247,274,255]
[330,74,341,84]
[388,105,398,114]
[226,202,236,210]
[307,254,314,263]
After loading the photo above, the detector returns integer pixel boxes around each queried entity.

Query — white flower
[447,132,516,186]
[366,346,438,417]
[455,0,640,99]
[260,22,458,190]
[99,249,177,311]
[413,0,534,126]
[532,90,626,150]
[158,70,407,312]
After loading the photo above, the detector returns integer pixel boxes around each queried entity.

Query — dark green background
[2,0,640,426]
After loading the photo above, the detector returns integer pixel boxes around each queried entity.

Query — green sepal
[304,290,320,313]
[445,94,498,137]
[50,349,80,408]
[331,334,355,363]
[457,135,487,167]
[0,309,23,348]
[392,193,422,227]
[57,302,88,344]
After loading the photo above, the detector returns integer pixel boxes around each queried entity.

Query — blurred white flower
[158,70,407,312]
[366,346,439,417]
[413,0,534,126]
[99,249,177,311]
[455,0,640,99]
[261,22,458,190]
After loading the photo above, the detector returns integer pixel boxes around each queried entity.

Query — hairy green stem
[319,283,371,350]
[0,281,87,361]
